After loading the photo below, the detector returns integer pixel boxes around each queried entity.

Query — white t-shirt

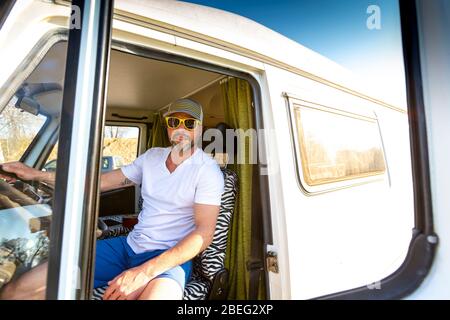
[121,147,224,253]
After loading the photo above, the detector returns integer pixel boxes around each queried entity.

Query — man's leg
[138,277,183,300]
[0,236,129,300]
[137,260,192,300]
[0,262,48,300]
[94,236,129,289]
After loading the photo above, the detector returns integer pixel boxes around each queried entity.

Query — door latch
[266,251,279,273]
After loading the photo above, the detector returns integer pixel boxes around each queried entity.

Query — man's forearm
[36,171,56,187]
[33,168,130,192]
[34,170,106,190]
[100,169,133,192]
[142,228,213,278]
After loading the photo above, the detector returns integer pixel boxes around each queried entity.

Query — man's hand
[103,265,155,300]
[0,162,41,182]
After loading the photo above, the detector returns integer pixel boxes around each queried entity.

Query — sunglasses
[165,116,201,131]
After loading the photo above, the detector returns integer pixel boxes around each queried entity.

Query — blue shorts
[94,236,192,291]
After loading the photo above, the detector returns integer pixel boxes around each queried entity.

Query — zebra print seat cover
[92,167,238,300]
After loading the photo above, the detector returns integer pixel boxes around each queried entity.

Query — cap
[163,98,203,122]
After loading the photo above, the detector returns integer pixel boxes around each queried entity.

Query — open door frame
[46,0,114,300]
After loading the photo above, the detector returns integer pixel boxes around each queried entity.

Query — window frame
[285,94,389,195]
[109,39,272,301]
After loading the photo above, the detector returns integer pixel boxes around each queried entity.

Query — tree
[0,100,45,162]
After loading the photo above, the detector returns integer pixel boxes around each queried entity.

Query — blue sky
[183,0,406,106]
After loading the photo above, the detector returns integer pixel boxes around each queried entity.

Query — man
[0,98,224,300]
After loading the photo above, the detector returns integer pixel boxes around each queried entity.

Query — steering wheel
[0,165,53,207]
[0,165,109,236]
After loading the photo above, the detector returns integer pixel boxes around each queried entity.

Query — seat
[182,167,237,300]
[92,164,238,300]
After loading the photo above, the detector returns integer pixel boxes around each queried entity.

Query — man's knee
[138,277,183,300]
[0,262,48,300]
[0,279,46,300]
[0,281,19,300]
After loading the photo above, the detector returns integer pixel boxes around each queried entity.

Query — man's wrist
[37,171,54,184]
[142,259,158,278]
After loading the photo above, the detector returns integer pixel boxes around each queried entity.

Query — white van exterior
[0,0,448,300]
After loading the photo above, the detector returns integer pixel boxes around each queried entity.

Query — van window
[291,102,386,186]
[42,125,139,173]
[103,125,139,165]
[0,100,48,162]
[0,40,66,292]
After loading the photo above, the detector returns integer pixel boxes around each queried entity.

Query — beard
[171,139,194,151]
[170,131,196,161]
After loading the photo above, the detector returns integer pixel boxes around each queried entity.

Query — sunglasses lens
[184,119,197,130]
[167,117,180,128]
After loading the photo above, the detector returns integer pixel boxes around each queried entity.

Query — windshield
[0,41,66,289]
[0,100,48,163]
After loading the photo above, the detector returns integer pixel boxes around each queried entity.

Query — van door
[45,0,114,300]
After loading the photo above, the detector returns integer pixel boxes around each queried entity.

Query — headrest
[210,152,229,168]
[203,122,235,168]
[213,122,236,155]
[215,122,229,137]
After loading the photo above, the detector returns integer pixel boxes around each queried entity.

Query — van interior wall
[187,80,225,128]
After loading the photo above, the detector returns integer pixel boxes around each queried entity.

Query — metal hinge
[266,251,279,273]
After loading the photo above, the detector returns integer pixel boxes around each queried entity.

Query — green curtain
[221,77,260,300]
[148,112,171,148]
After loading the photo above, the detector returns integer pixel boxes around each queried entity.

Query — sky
[183,0,407,106]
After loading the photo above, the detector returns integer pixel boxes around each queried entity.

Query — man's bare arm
[0,162,134,191]
[100,169,135,192]
[0,162,56,186]
[141,203,219,277]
